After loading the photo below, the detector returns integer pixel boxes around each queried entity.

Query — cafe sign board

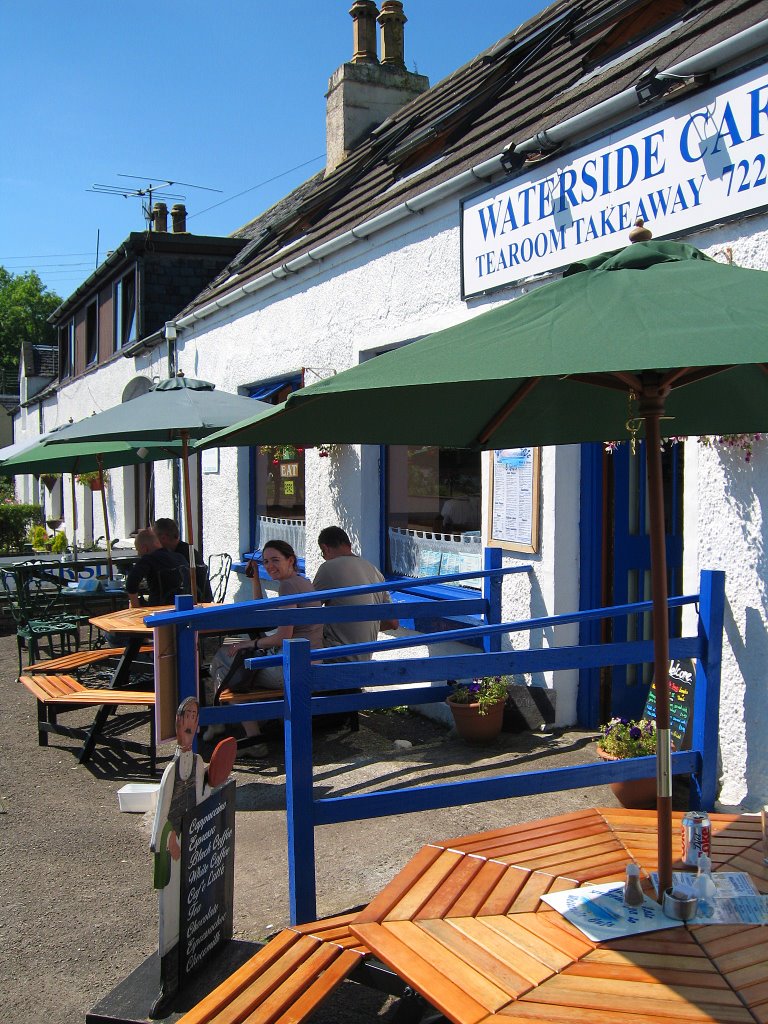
[461,66,768,297]
[180,780,235,980]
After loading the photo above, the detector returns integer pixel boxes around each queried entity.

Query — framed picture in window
[487,448,541,553]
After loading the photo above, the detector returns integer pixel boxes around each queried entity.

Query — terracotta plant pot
[88,479,103,491]
[596,745,656,809]
[447,699,505,743]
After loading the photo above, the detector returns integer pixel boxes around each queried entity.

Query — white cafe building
[15,0,768,809]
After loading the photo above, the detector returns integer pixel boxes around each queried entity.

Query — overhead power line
[0,252,96,260]
[189,155,325,218]
[2,262,93,271]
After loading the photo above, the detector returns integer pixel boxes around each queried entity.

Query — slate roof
[21,340,57,378]
[183,0,767,316]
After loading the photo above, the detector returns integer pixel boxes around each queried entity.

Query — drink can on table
[681,810,711,865]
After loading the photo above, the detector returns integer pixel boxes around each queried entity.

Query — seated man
[312,526,398,662]
[152,517,213,602]
[126,529,190,607]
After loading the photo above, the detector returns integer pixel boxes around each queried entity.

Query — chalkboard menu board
[643,657,696,751]
[180,781,235,980]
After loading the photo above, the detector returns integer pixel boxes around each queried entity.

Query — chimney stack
[325,2,429,174]
[151,201,168,232]
[351,0,378,64]
[379,1,406,69]
[171,204,187,233]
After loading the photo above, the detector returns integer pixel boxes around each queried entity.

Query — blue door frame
[579,441,684,726]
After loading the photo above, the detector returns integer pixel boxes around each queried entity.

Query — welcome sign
[461,66,768,297]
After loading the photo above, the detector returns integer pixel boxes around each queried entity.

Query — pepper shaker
[623,862,644,907]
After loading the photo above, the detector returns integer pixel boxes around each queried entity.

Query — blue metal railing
[149,568,725,926]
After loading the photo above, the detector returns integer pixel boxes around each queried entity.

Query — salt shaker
[694,852,716,914]
[623,862,644,907]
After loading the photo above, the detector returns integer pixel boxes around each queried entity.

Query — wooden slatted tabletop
[89,604,215,636]
[350,809,768,1024]
[88,605,173,636]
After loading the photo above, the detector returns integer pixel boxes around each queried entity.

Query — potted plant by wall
[27,524,50,552]
[76,470,108,491]
[40,473,61,491]
[596,717,658,808]
[50,531,69,555]
[446,676,509,743]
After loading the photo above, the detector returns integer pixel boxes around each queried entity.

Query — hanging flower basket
[75,470,108,491]
[258,444,304,461]
[41,474,61,491]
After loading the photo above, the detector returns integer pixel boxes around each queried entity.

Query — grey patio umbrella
[199,237,768,897]
[45,377,271,597]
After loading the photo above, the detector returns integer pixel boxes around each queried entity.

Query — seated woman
[205,539,323,759]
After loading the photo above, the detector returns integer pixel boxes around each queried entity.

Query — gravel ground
[0,627,627,1023]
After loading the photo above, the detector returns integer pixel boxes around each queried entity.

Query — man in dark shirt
[152,517,213,602]
[126,529,190,607]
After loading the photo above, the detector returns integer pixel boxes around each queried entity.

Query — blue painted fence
[149,567,724,926]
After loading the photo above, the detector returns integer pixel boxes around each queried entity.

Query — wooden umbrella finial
[629,217,653,243]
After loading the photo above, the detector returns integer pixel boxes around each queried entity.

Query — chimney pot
[378,1,406,69]
[151,201,168,232]
[171,204,187,233]
[350,0,379,64]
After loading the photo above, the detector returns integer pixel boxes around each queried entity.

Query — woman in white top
[206,539,322,758]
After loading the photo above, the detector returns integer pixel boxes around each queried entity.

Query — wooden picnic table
[349,808,768,1024]
[175,808,768,1024]
[89,605,167,689]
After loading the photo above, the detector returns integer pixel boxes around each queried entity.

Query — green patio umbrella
[0,438,183,476]
[199,238,768,898]
[0,438,185,578]
[44,377,271,597]
[201,241,768,450]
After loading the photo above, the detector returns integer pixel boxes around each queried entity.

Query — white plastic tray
[117,783,160,813]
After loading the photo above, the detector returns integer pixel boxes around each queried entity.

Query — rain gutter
[515,17,768,153]
[175,19,768,333]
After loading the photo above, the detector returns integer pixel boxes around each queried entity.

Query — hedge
[0,503,44,554]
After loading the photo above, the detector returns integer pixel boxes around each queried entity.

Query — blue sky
[1,1,549,299]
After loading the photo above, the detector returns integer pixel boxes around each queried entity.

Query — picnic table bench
[176,912,372,1024]
[18,672,156,771]
[27,645,153,675]
[214,674,360,734]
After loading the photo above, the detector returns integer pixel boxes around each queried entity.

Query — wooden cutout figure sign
[148,697,236,1018]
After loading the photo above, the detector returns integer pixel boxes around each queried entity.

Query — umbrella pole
[181,432,197,606]
[70,472,78,568]
[640,389,673,901]
[96,454,113,581]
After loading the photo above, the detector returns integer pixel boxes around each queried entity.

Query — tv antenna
[88,174,222,227]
